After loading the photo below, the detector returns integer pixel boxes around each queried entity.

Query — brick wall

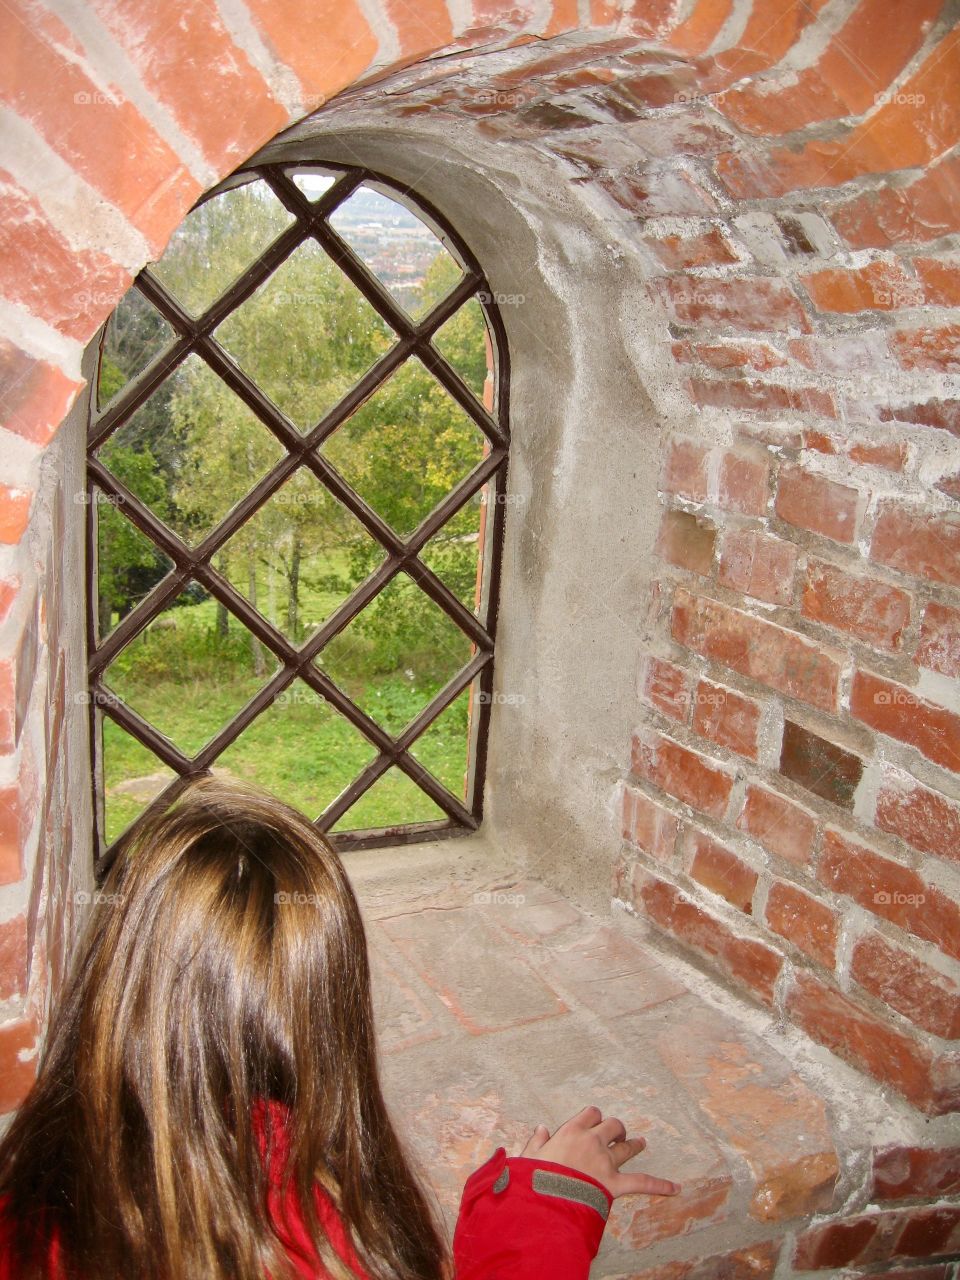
[0,0,957,1189]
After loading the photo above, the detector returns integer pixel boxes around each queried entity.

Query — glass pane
[148,179,295,317]
[316,574,475,735]
[214,240,395,432]
[97,287,174,410]
[102,587,277,759]
[332,767,448,832]
[418,495,483,615]
[213,684,377,821]
[432,298,491,401]
[288,168,338,201]
[321,358,488,536]
[100,718,178,845]
[95,498,173,641]
[409,683,473,802]
[329,186,462,320]
[218,469,385,646]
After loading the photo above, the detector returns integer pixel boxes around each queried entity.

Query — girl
[0,776,679,1278]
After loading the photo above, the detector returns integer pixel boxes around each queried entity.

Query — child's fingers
[518,1123,551,1156]
[612,1170,681,1198]
[593,1115,627,1147]
[607,1136,647,1167]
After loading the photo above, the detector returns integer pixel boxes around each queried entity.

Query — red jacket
[0,1103,614,1279]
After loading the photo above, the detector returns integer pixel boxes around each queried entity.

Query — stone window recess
[85,162,511,873]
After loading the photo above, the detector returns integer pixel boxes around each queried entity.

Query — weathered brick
[875,771,960,866]
[891,325,960,373]
[794,1212,882,1270]
[852,932,960,1039]
[801,559,911,651]
[688,377,837,418]
[645,226,738,269]
[685,829,757,912]
[832,154,960,250]
[656,276,811,333]
[916,602,960,677]
[765,881,838,969]
[716,446,770,516]
[878,397,960,437]
[656,509,716,576]
[641,655,690,722]
[872,1144,960,1200]
[801,259,920,314]
[846,439,908,471]
[786,972,939,1113]
[915,255,960,306]
[674,339,788,372]
[851,670,960,774]
[0,486,33,545]
[0,1013,38,1113]
[737,785,817,866]
[631,732,735,820]
[780,720,863,809]
[818,829,960,963]
[717,528,797,605]
[0,914,27,1002]
[633,872,783,1004]
[871,501,960,587]
[0,341,83,447]
[622,786,680,862]
[672,588,842,711]
[692,678,761,760]
[661,437,709,501]
[775,465,865,544]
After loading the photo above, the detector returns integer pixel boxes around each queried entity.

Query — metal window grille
[86,162,510,876]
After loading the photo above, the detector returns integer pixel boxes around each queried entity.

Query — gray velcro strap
[492,1168,509,1193]
[531,1168,610,1220]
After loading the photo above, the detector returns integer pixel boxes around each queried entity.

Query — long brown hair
[0,775,449,1280]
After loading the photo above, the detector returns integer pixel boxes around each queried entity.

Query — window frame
[85,161,511,877]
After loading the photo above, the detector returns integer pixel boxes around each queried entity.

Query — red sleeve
[452,1148,613,1280]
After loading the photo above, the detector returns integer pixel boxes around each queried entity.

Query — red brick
[794,1213,882,1269]
[914,255,960,306]
[90,0,289,171]
[871,501,960,587]
[716,446,770,516]
[656,277,811,333]
[801,260,921,314]
[0,340,83,447]
[765,881,838,969]
[801,559,911,651]
[641,656,690,722]
[832,154,960,250]
[661,437,710,501]
[622,787,680,862]
[0,783,23,886]
[0,915,27,1001]
[687,377,837,418]
[717,529,797,605]
[633,872,783,1004]
[852,932,960,1039]
[384,0,453,56]
[737,785,817,867]
[665,0,734,56]
[916,602,960,677]
[645,226,738,269]
[631,732,735,820]
[0,485,32,545]
[775,465,865,544]
[656,509,716,575]
[685,829,757,912]
[717,0,941,136]
[875,771,960,866]
[0,1013,38,1113]
[851,670,960,774]
[0,0,201,253]
[878,397,960,437]
[786,972,939,1113]
[871,1144,960,1200]
[891,325,960,373]
[692,679,761,760]
[818,829,960,963]
[0,579,16,628]
[893,1204,960,1259]
[936,470,960,501]
[846,440,908,471]
[672,588,842,711]
[674,340,788,372]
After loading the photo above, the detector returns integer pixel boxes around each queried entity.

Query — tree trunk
[286,533,302,642]
[248,555,266,676]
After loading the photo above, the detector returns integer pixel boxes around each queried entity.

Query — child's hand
[517,1105,681,1201]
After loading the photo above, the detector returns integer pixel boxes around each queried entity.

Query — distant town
[330,186,449,312]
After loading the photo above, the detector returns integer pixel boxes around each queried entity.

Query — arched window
[86,163,509,872]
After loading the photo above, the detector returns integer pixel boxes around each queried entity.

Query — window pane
[418,497,483,615]
[331,767,448,832]
[321,358,488,536]
[102,586,278,758]
[100,719,178,845]
[431,297,491,401]
[218,468,386,645]
[97,286,174,410]
[213,684,377,821]
[214,240,396,433]
[409,683,473,801]
[316,573,475,735]
[288,168,338,201]
[148,179,295,317]
[330,186,462,320]
[95,496,174,642]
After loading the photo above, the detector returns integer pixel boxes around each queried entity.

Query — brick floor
[350,847,958,1276]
